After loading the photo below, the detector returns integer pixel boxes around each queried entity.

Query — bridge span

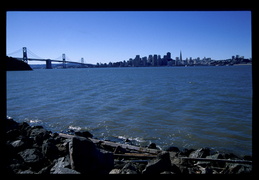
[9,47,94,69]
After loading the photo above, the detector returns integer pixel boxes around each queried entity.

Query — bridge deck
[14,57,90,65]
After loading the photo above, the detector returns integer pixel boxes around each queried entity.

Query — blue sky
[6,11,251,64]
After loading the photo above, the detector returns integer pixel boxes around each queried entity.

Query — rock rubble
[4,118,252,174]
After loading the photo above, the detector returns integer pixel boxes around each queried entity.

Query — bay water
[7,65,252,156]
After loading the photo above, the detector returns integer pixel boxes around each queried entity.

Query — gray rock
[51,156,71,170]
[120,163,139,174]
[19,148,43,164]
[30,126,50,144]
[109,169,121,174]
[222,163,252,174]
[142,152,171,174]
[189,148,211,158]
[37,165,53,174]
[18,169,35,174]
[51,167,80,174]
[18,148,44,171]
[50,156,80,174]
[11,139,25,150]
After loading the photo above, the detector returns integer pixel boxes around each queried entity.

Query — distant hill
[6,56,32,71]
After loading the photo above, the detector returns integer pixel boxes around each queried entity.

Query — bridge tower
[81,57,84,64]
[46,59,52,69]
[62,53,66,68]
[23,47,28,62]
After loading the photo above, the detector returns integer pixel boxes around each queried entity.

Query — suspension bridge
[7,47,94,69]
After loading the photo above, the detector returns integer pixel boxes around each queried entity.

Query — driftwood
[113,153,157,159]
[59,133,252,165]
[58,133,163,155]
[89,137,163,155]
[179,157,252,165]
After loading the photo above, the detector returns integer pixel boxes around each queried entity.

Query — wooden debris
[179,157,252,165]
[59,133,163,156]
[88,137,163,155]
[113,153,157,159]
[59,133,252,165]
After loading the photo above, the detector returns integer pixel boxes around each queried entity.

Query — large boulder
[69,136,114,174]
[69,136,98,173]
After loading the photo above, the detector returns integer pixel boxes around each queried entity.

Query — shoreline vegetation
[4,118,252,174]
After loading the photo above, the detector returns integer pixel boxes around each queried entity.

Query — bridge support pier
[62,53,66,68]
[46,59,52,69]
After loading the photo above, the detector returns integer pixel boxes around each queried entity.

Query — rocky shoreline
[4,118,252,174]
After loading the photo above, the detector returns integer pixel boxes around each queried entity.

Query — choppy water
[7,66,252,156]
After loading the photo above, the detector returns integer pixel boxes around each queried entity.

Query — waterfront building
[142,56,147,67]
[153,54,158,66]
[148,55,153,64]
[175,57,179,66]
[128,58,133,66]
[167,52,171,60]
[162,55,167,66]
[134,55,141,67]
[158,55,162,66]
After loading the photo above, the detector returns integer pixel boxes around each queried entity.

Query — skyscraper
[153,54,158,66]
[167,52,171,60]
[180,51,182,61]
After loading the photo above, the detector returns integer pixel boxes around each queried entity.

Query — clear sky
[6,11,251,65]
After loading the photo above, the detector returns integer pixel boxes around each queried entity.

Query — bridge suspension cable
[27,48,43,59]
[7,48,22,56]
[65,55,71,61]
[54,55,62,60]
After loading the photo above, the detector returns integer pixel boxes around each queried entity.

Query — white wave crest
[68,125,82,131]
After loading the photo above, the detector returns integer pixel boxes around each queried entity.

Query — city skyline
[95,50,251,67]
[6,11,251,64]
